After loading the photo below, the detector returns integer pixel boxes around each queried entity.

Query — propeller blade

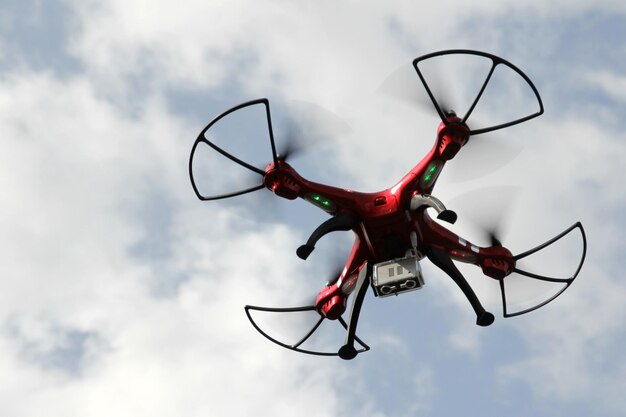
[377,64,432,111]
[276,100,351,162]
[277,121,311,162]
[445,134,522,182]
[449,185,519,247]
[377,64,457,117]
[326,262,345,287]
[489,231,503,248]
[297,262,345,308]
[429,75,457,118]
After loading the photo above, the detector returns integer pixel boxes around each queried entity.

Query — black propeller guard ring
[413,49,544,136]
[244,304,370,357]
[501,222,587,317]
[189,98,279,201]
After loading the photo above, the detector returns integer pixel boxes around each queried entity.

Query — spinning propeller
[412,50,544,135]
[379,50,544,181]
[449,185,586,317]
[189,99,349,202]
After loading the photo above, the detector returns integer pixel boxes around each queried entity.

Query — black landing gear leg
[427,247,495,327]
[297,213,359,260]
[338,263,371,360]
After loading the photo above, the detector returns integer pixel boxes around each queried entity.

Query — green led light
[306,193,336,213]
[420,161,443,188]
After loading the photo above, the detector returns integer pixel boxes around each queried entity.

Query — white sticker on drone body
[458,238,467,246]
[471,245,479,253]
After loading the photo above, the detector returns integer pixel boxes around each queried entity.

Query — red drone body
[263,115,513,320]
[189,50,587,359]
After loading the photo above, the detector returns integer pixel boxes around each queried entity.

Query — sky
[1,1,625,416]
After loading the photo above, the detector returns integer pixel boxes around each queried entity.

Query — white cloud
[490,115,626,413]
[64,0,626,100]
[585,70,626,103]
[497,263,626,413]
[0,69,346,416]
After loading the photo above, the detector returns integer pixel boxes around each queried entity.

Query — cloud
[0,67,348,416]
[497,263,626,413]
[585,70,626,103]
[488,113,626,413]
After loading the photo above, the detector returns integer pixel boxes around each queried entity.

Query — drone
[189,50,587,360]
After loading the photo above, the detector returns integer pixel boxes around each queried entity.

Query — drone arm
[394,125,469,208]
[264,161,364,211]
[417,213,515,279]
[393,147,442,205]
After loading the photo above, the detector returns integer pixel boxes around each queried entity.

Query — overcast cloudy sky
[1,1,625,416]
